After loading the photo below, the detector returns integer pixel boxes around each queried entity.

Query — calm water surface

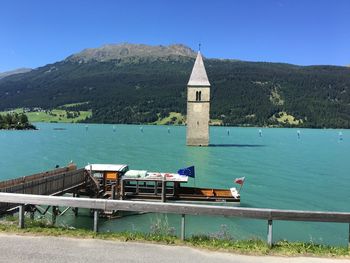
[0,123,349,245]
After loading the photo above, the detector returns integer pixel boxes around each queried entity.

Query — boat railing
[122,179,175,197]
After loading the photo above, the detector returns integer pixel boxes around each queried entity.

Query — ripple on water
[1,123,349,245]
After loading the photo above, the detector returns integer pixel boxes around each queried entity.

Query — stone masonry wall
[186,87,210,146]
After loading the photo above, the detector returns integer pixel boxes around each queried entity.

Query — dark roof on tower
[187,51,210,86]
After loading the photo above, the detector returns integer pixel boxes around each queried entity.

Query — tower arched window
[195,91,201,101]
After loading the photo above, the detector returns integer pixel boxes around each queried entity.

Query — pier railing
[0,192,349,248]
[0,166,76,189]
[0,168,86,212]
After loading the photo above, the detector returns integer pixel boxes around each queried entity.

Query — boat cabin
[84,164,240,204]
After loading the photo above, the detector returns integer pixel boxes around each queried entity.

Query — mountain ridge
[0,43,350,128]
[66,43,197,63]
[0,68,32,79]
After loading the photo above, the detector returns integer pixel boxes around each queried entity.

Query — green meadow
[0,108,92,123]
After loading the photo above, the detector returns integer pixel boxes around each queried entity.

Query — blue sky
[0,0,349,72]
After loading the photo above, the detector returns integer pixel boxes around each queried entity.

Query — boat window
[121,166,129,175]
[146,181,155,187]
[166,182,174,188]
[93,172,103,178]
[125,181,137,186]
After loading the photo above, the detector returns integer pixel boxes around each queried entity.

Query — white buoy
[113,125,116,132]
[167,127,170,133]
[258,129,262,137]
[297,130,301,139]
[85,125,88,131]
[339,131,343,141]
[140,126,143,133]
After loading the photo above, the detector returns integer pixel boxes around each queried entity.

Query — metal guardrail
[0,192,349,248]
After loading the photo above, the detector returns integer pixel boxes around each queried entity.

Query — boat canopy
[85,164,128,172]
[85,164,189,182]
[124,171,189,182]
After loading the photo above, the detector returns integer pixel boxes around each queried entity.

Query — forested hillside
[0,43,350,128]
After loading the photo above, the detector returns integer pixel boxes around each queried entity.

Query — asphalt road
[0,234,349,263]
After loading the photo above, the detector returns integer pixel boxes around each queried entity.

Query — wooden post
[18,205,25,229]
[30,211,34,220]
[181,214,185,241]
[120,179,124,200]
[267,220,273,248]
[116,181,120,200]
[52,206,57,225]
[112,185,116,200]
[161,176,166,203]
[72,207,78,216]
[62,173,65,192]
[29,205,35,220]
[93,210,99,232]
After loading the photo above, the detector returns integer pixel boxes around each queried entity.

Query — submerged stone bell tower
[186,51,210,146]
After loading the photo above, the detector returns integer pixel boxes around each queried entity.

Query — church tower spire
[186,51,210,146]
[188,51,210,86]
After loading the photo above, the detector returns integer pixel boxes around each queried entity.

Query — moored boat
[84,164,241,204]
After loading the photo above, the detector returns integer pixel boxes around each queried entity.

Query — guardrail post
[267,220,273,248]
[181,214,185,241]
[93,210,99,233]
[72,193,79,216]
[348,223,350,250]
[18,205,24,229]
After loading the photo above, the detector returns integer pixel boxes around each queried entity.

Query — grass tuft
[0,217,349,257]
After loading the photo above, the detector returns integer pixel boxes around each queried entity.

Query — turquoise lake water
[0,123,349,245]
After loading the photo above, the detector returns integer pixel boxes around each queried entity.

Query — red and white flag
[234,177,245,185]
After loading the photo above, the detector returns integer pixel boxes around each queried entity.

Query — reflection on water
[209,144,265,147]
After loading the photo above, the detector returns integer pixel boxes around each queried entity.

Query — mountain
[0,43,350,128]
[0,68,32,79]
[67,43,196,62]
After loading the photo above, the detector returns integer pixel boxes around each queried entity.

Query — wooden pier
[0,164,89,214]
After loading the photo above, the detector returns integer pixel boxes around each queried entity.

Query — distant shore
[1,108,348,129]
[0,112,36,130]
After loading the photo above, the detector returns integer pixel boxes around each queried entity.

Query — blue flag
[177,166,195,178]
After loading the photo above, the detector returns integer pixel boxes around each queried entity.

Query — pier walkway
[0,164,87,213]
